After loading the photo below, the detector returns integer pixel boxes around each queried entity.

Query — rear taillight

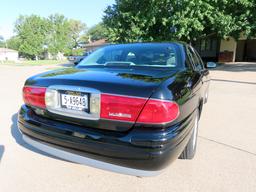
[137,99,179,124]
[100,94,147,122]
[100,94,179,124]
[23,86,46,108]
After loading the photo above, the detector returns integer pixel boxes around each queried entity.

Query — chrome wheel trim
[205,92,208,101]
[192,112,199,150]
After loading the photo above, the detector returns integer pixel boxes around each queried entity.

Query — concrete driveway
[0,63,255,192]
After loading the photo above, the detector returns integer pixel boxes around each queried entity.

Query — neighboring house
[83,39,108,51]
[0,48,18,61]
[194,34,256,62]
[193,34,220,62]
[43,51,65,60]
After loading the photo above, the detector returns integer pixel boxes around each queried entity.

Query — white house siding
[218,38,237,62]
[0,48,18,61]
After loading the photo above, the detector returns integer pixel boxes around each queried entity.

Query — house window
[200,39,212,51]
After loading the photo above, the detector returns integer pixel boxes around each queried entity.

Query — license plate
[60,92,88,111]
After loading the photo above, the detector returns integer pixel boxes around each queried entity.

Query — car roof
[104,42,187,47]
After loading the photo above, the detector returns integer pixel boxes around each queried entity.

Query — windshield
[78,43,180,68]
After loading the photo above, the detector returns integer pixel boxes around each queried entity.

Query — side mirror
[206,62,217,68]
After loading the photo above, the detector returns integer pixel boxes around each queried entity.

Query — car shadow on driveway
[211,62,256,72]
[11,113,63,161]
[58,63,74,67]
[0,145,4,162]
[211,78,256,85]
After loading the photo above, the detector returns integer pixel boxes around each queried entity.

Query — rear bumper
[18,105,194,175]
[22,134,162,177]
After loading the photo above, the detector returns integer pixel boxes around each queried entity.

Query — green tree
[103,0,256,43]
[68,19,87,48]
[6,36,21,50]
[212,0,256,39]
[47,14,70,55]
[47,14,87,55]
[15,15,49,59]
[13,14,88,58]
[87,23,108,41]
[79,23,108,44]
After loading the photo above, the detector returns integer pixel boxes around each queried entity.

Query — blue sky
[0,0,115,39]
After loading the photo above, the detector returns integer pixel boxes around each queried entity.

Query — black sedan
[18,42,210,176]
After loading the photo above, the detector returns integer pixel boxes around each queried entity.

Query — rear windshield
[78,43,181,68]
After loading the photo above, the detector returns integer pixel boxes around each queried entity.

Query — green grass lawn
[0,59,69,66]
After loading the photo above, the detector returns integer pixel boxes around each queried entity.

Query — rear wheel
[179,109,199,159]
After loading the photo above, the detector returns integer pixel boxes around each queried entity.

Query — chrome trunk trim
[45,85,101,120]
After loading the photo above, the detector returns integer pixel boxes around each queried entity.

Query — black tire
[179,109,199,159]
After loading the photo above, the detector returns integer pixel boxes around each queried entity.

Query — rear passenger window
[186,47,196,69]
[192,48,205,70]
[188,47,203,71]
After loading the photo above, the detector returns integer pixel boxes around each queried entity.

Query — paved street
[0,63,255,192]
